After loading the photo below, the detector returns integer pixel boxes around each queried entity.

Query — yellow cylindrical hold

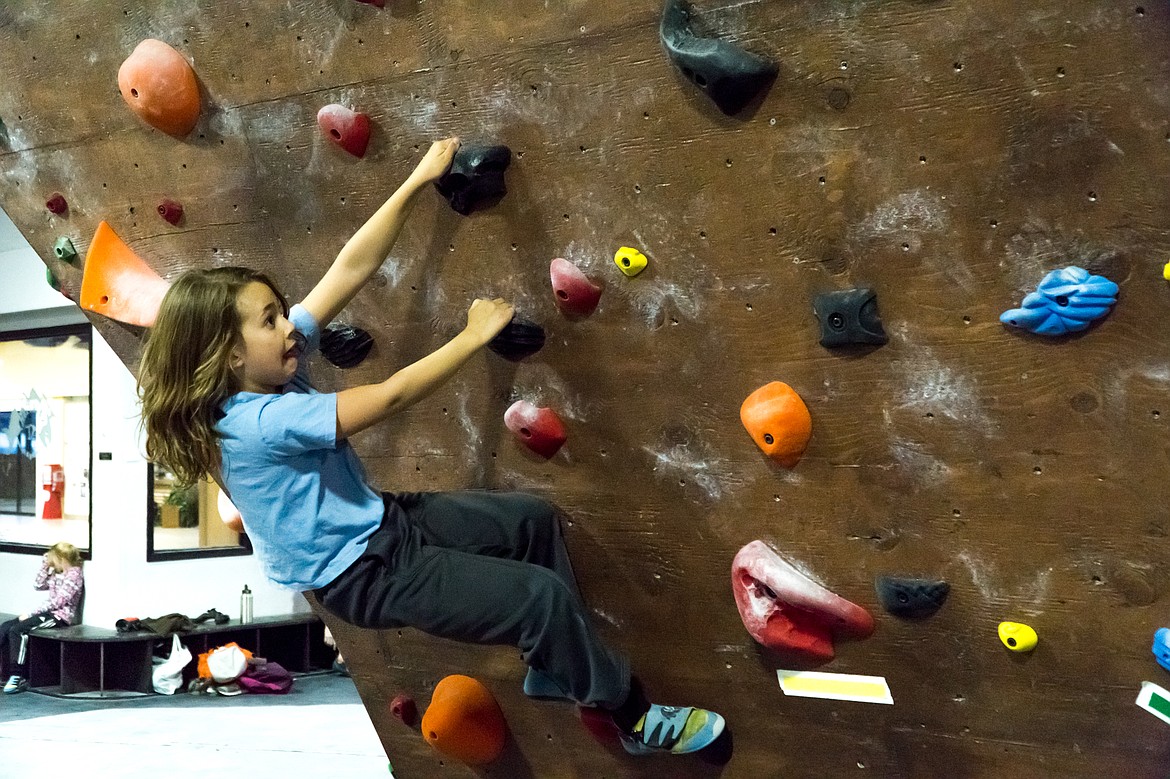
[1163,262,1170,281]
[614,246,648,277]
[998,621,1038,652]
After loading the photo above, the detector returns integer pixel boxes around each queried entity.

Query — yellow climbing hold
[614,246,648,277]
[998,621,1037,652]
[1163,262,1170,281]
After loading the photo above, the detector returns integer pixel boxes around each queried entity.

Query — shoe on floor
[332,659,350,677]
[618,704,725,755]
[3,675,27,694]
[522,667,574,701]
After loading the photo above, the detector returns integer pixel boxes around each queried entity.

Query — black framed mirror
[0,323,92,556]
[146,462,251,562]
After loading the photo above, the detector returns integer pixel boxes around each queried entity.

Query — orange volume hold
[117,39,201,137]
[740,381,812,468]
[79,221,170,327]
[421,675,506,766]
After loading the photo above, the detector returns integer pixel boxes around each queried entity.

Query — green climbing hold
[54,237,78,263]
[45,266,60,291]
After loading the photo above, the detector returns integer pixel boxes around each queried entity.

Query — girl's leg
[7,615,48,678]
[0,618,17,677]
[316,540,629,708]
[389,491,585,605]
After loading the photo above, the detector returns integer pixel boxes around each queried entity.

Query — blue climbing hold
[1153,628,1170,673]
[999,266,1118,336]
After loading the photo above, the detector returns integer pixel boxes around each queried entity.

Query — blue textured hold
[999,266,1118,335]
[1154,628,1170,673]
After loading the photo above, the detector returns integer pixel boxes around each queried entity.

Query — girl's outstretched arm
[300,137,460,328]
[335,297,513,440]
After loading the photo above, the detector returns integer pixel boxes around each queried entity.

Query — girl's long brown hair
[137,267,287,486]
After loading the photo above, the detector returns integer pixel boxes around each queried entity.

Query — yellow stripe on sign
[777,670,894,705]
[783,677,887,698]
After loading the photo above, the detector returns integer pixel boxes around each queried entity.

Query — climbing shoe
[522,667,574,701]
[3,675,27,694]
[618,704,725,755]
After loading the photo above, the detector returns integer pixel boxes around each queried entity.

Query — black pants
[314,491,630,708]
[0,614,57,677]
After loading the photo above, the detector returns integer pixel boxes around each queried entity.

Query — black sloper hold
[320,324,374,369]
[435,144,512,215]
[659,0,779,116]
[487,317,545,362]
[875,576,950,619]
[813,288,889,348]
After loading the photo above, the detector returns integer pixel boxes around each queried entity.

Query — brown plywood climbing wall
[3,1,1170,776]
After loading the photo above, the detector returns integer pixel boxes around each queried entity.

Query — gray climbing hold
[874,576,950,619]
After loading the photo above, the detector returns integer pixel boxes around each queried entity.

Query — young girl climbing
[137,138,724,756]
[2,541,84,694]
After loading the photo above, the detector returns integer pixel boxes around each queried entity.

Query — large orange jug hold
[740,381,812,468]
[421,675,505,765]
[117,39,201,137]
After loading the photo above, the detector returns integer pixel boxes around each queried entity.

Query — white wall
[0,210,308,625]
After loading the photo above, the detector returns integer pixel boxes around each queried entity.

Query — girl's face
[46,552,65,572]
[231,281,298,393]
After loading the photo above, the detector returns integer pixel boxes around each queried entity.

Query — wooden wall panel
[4,1,1170,776]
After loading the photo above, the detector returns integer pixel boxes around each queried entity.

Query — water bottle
[240,584,253,623]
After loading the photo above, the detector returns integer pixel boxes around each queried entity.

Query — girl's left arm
[300,137,460,329]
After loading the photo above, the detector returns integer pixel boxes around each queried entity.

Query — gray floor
[0,671,393,778]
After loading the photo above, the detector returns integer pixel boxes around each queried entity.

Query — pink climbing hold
[390,693,417,726]
[157,198,183,226]
[45,193,68,215]
[549,258,602,319]
[504,400,567,459]
[317,104,371,158]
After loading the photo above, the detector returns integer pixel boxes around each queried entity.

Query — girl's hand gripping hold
[409,137,461,187]
[465,298,515,346]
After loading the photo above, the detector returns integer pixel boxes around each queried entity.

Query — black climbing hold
[0,118,9,148]
[659,0,779,116]
[435,144,511,215]
[874,576,950,619]
[320,324,374,369]
[487,317,545,362]
[813,288,888,348]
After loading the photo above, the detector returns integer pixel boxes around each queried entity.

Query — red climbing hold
[157,199,183,226]
[549,258,602,319]
[390,693,417,727]
[317,104,371,158]
[504,401,567,459]
[731,540,874,661]
[45,193,67,215]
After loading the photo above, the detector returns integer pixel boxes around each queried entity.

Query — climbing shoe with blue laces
[618,704,725,755]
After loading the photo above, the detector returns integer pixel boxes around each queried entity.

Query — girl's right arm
[334,297,513,440]
[33,556,52,590]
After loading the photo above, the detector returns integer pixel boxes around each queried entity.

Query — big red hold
[117,39,201,137]
[732,540,874,660]
[317,104,371,158]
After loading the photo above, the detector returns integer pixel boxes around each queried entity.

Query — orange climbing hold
[117,39,201,137]
[79,221,170,327]
[740,381,812,468]
[421,675,505,766]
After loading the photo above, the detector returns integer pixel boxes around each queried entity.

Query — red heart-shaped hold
[317,104,371,158]
[504,401,567,459]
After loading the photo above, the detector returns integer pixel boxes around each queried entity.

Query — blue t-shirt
[216,304,383,590]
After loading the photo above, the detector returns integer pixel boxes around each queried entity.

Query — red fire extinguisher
[41,464,64,519]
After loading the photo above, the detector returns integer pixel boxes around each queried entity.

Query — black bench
[25,613,334,698]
